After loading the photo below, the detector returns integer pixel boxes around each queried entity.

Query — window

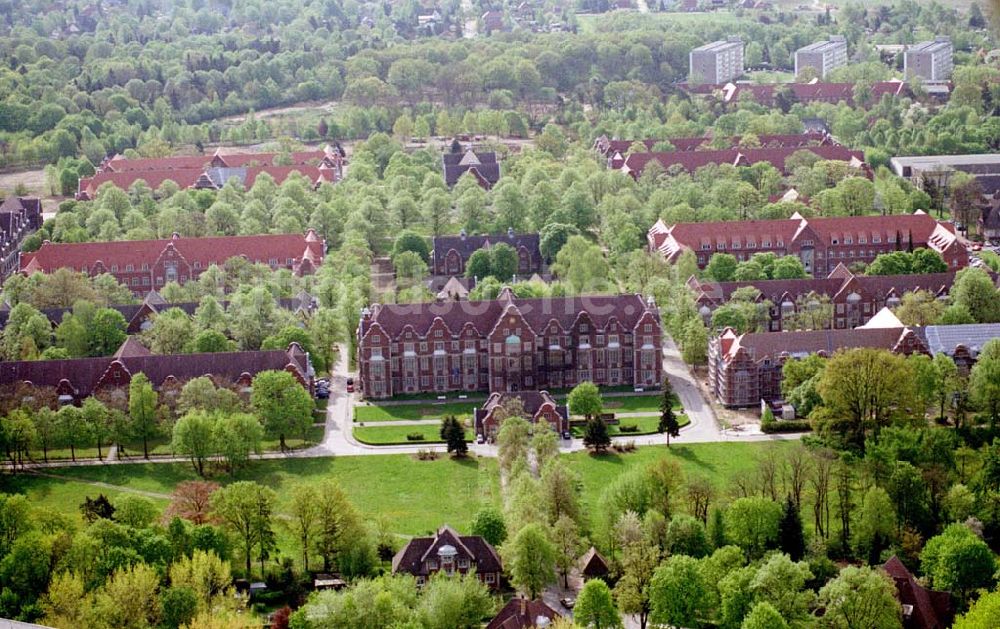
[831,237,839,245]
[644,324,652,333]
[427,560,437,570]
[416,577,425,586]
[141,263,149,271]
[372,334,381,342]
[458,558,469,569]
[844,236,852,245]
[419,342,428,352]
[192,261,200,269]
[111,264,118,272]
[286,258,294,265]
[142,277,150,285]
[131,278,139,286]
[858,236,866,244]
[484,573,495,584]
[434,330,443,338]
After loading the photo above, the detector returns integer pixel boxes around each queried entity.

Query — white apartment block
[904,36,953,82]
[689,38,745,85]
[794,36,848,79]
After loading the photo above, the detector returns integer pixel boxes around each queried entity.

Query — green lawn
[570,414,690,437]
[354,401,477,422]
[353,423,474,445]
[1,454,500,538]
[597,394,678,414]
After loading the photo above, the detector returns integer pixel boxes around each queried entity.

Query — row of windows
[370,329,653,349]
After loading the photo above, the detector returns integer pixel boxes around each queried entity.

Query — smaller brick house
[486,598,560,629]
[431,229,542,276]
[474,390,569,440]
[0,196,43,279]
[442,148,501,189]
[883,556,952,629]
[392,525,502,589]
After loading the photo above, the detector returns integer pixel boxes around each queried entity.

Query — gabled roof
[113,336,152,358]
[432,232,540,268]
[883,556,952,629]
[858,307,905,329]
[722,327,920,362]
[391,525,502,576]
[443,151,500,187]
[596,132,831,156]
[621,145,866,178]
[722,80,910,105]
[578,546,610,577]
[19,232,324,275]
[479,390,568,420]
[486,598,560,629]
[101,148,334,173]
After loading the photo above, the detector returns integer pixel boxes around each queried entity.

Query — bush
[406,433,426,441]
[761,419,812,433]
[612,440,637,453]
[415,449,438,460]
[618,424,640,433]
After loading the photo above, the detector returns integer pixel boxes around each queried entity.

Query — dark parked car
[346,378,355,393]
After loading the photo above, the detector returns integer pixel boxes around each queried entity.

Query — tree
[551,515,584,589]
[87,563,161,629]
[665,514,709,558]
[165,481,220,525]
[583,417,611,454]
[287,484,321,574]
[392,230,430,264]
[970,352,1000,430]
[705,253,738,282]
[569,381,602,420]
[818,566,902,629]
[214,413,263,475]
[951,268,1000,323]
[470,506,507,547]
[658,379,680,446]
[88,308,128,356]
[649,555,709,629]
[817,349,915,450]
[750,553,814,623]
[777,497,805,561]
[312,479,370,576]
[921,523,997,603]
[417,572,494,629]
[742,602,788,629]
[114,494,159,528]
[465,249,492,280]
[539,223,577,262]
[504,523,557,599]
[681,319,709,366]
[57,404,91,462]
[250,370,313,451]
[955,589,1000,629]
[42,571,86,628]
[497,415,530,473]
[210,481,277,576]
[490,243,519,281]
[576,578,623,629]
[172,411,218,476]
[81,397,112,460]
[725,497,781,560]
[128,372,160,459]
[80,493,116,522]
[439,415,468,457]
[160,586,198,629]
[615,542,660,629]
[894,290,945,327]
[551,235,610,293]
[854,487,895,564]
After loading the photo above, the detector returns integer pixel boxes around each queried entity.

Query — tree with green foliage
[439,415,468,457]
[777,497,805,561]
[551,514,585,589]
[650,555,709,629]
[576,578,623,629]
[921,523,997,604]
[250,370,313,451]
[392,230,430,264]
[504,523,557,599]
[57,404,91,462]
[583,417,611,454]
[741,601,788,629]
[128,372,159,459]
[970,350,1000,430]
[818,566,902,629]
[569,381,602,420]
[172,411,218,477]
[705,253,738,282]
[658,378,680,446]
[854,487,895,564]
[725,497,782,560]
[552,235,610,293]
[951,267,1000,323]
[210,481,277,577]
[417,572,495,629]
[470,506,507,547]
[954,589,1000,629]
[615,541,660,629]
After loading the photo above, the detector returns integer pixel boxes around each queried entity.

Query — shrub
[619,423,640,433]
[415,449,438,461]
[761,419,812,433]
[406,433,426,441]
[612,440,637,453]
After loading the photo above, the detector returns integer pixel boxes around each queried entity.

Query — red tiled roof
[597,132,831,156]
[649,212,959,262]
[883,556,952,629]
[77,165,333,199]
[102,149,331,173]
[20,232,324,274]
[486,598,561,629]
[725,326,914,361]
[723,81,910,105]
[621,145,866,177]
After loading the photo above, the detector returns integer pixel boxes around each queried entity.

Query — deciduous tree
[504,522,557,599]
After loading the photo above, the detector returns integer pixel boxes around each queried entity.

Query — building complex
[689,38,744,85]
[904,36,954,81]
[0,196,42,280]
[794,37,848,78]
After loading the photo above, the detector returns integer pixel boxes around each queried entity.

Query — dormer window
[844,236,852,245]
[831,237,839,245]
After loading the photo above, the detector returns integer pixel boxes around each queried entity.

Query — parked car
[346,378,355,393]
[560,597,575,609]
[316,388,329,399]
[561,431,572,440]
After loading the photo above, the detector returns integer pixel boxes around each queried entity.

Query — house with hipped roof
[620,144,870,179]
[392,525,503,589]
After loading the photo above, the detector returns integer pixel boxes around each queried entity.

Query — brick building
[20,231,324,295]
[708,312,1000,407]
[619,145,869,179]
[431,229,542,276]
[473,390,569,440]
[356,289,663,398]
[392,525,502,588]
[690,39,744,85]
[689,266,965,331]
[648,211,967,277]
[443,149,501,189]
[710,81,911,107]
[593,132,834,161]
[77,146,344,200]
[0,341,313,405]
[0,197,43,279]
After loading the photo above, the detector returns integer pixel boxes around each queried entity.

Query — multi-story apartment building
[648,211,967,278]
[356,289,663,398]
[20,231,324,295]
[689,267,967,331]
[904,37,953,81]
[708,312,1000,408]
[794,36,848,78]
[0,196,42,279]
[689,38,744,85]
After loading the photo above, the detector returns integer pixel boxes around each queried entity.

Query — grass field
[570,414,690,437]
[353,423,474,445]
[354,401,477,422]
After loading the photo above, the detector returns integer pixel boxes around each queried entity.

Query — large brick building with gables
[20,231,324,295]
[649,211,967,278]
[431,229,542,277]
[356,289,663,398]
